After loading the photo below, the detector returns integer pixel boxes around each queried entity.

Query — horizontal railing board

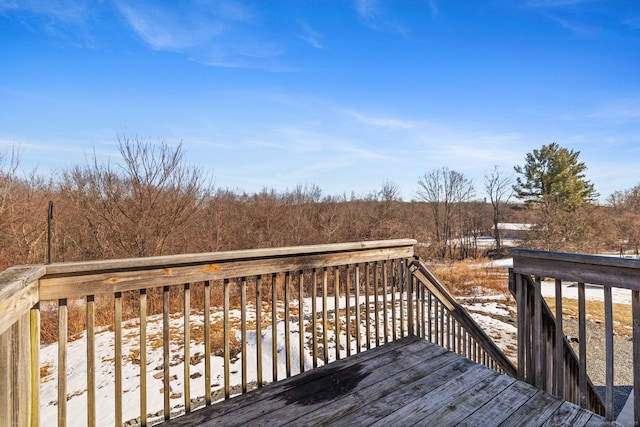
[39,239,417,277]
[512,248,640,291]
[39,246,414,300]
[0,266,43,336]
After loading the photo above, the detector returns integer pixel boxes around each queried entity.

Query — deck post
[515,273,526,381]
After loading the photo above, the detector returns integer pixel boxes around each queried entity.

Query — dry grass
[430,258,510,297]
[40,362,53,380]
[38,269,359,347]
[544,297,633,338]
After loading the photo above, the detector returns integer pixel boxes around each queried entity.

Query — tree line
[0,138,635,270]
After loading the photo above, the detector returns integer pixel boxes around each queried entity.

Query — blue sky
[1,0,639,201]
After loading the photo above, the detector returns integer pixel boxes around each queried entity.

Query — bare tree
[0,147,20,235]
[417,167,475,259]
[59,137,209,259]
[484,166,513,253]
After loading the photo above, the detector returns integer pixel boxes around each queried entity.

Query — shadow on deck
[165,336,615,426]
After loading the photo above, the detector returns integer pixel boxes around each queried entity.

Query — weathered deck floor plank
[164,336,618,427]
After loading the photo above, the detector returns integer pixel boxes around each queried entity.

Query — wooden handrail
[512,249,640,423]
[0,265,43,336]
[37,239,417,300]
[512,248,640,290]
[40,239,418,276]
[410,258,518,378]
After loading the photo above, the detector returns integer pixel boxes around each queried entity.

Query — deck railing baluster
[345,266,351,357]
[163,285,170,419]
[633,290,640,424]
[139,289,147,426]
[420,281,426,339]
[446,310,451,350]
[533,276,543,390]
[407,262,414,337]
[334,267,341,361]
[241,277,248,390]
[322,268,329,363]
[554,278,564,399]
[184,283,191,413]
[603,285,614,421]
[58,298,67,427]
[204,281,212,402]
[391,262,397,342]
[438,302,446,347]
[271,273,277,383]
[223,279,231,399]
[86,295,96,427]
[300,270,307,370]
[114,293,123,425]
[284,273,291,377]
[354,264,361,352]
[382,260,389,344]
[577,282,587,408]
[427,292,433,342]
[256,276,263,388]
[393,260,402,338]
[373,261,380,347]
[312,269,319,365]
[364,263,371,350]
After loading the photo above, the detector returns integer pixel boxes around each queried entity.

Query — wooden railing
[410,258,517,377]
[0,239,515,426]
[511,248,640,424]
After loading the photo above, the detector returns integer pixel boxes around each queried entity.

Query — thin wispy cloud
[546,14,596,36]
[525,0,603,37]
[527,0,593,8]
[353,0,408,36]
[590,97,640,122]
[113,1,296,71]
[341,109,415,130]
[354,0,381,22]
[2,0,295,70]
[0,0,91,25]
[0,0,101,47]
[622,17,640,30]
[114,1,230,51]
[298,21,323,49]
[428,1,439,17]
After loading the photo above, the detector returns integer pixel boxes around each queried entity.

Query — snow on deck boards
[163,336,616,427]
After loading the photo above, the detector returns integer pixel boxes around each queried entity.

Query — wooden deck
[164,336,617,427]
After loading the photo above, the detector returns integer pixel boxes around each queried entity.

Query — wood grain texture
[512,248,640,290]
[0,266,43,335]
[39,246,414,300]
[162,336,611,427]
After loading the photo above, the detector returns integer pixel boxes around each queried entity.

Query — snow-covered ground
[40,295,416,426]
[484,257,633,304]
[40,312,316,426]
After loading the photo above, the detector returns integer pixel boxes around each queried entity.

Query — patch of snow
[540,281,632,305]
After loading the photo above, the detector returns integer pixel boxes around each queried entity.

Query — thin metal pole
[47,200,53,264]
